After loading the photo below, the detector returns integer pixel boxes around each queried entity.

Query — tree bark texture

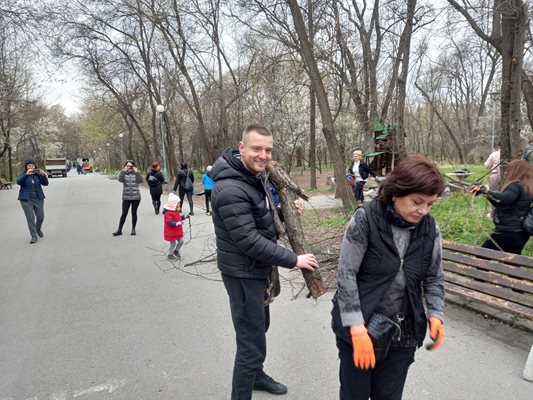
[287,0,354,210]
[267,161,326,300]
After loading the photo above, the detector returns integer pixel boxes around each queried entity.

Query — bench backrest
[442,241,533,320]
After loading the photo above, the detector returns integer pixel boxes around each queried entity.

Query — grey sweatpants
[168,238,184,256]
[20,198,44,238]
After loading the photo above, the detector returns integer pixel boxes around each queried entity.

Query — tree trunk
[394,0,416,159]
[267,161,326,299]
[287,0,353,210]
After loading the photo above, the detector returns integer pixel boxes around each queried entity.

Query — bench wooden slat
[443,252,533,280]
[443,261,533,294]
[443,241,533,268]
[446,282,533,321]
[445,273,533,308]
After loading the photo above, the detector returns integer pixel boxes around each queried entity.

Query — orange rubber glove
[427,317,444,351]
[350,326,376,370]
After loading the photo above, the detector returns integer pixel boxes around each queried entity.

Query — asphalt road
[0,172,531,399]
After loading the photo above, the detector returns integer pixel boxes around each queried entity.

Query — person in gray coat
[112,160,143,236]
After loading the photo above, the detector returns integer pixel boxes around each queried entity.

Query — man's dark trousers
[222,274,270,400]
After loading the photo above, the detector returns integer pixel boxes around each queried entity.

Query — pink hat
[164,193,180,211]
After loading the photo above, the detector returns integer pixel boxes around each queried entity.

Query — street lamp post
[490,92,499,150]
[106,143,111,170]
[156,104,168,181]
[118,133,124,166]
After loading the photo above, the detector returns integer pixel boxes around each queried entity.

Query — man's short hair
[242,124,272,142]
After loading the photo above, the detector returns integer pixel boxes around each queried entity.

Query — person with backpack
[471,159,533,254]
[172,163,195,215]
[146,161,166,215]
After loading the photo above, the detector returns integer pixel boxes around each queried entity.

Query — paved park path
[0,172,531,399]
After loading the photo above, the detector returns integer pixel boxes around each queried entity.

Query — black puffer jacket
[211,147,298,279]
[488,182,533,232]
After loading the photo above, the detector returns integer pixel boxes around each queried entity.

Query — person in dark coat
[211,124,318,400]
[346,150,379,205]
[146,160,166,215]
[112,160,143,236]
[332,156,445,400]
[471,159,533,255]
[17,159,49,244]
[172,163,195,215]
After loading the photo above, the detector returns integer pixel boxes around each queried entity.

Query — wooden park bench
[0,177,13,189]
[442,241,533,324]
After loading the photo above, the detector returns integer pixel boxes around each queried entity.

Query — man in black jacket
[211,124,318,400]
[172,163,195,215]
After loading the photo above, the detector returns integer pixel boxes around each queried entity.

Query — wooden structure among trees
[365,119,399,175]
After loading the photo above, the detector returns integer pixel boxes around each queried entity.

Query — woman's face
[352,152,361,161]
[393,193,438,224]
[26,163,36,170]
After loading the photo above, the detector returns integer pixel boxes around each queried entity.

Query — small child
[162,193,189,260]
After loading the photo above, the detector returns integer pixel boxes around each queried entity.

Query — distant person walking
[112,160,143,236]
[76,163,82,175]
[172,163,195,215]
[202,165,214,215]
[162,193,190,261]
[346,150,379,205]
[17,159,49,244]
[146,161,166,215]
[471,159,533,255]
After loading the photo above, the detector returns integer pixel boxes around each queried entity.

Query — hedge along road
[0,171,531,399]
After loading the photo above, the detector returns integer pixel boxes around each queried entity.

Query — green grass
[439,164,490,184]
[431,192,533,257]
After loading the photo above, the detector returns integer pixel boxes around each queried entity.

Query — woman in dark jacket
[112,160,143,236]
[332,156,445,400]
[146,160,166,215]
[472,159,533,255]
[347,150,379,205]
[17,159,49,244]
[172,163,195,215]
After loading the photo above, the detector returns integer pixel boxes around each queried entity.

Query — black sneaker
[112,231,122,236]
[131,229,136,236]
[189,211,194,216]
[168,254,178,261]
[37,230,44,238]
[253,374,288,395]
[30,236,37,244]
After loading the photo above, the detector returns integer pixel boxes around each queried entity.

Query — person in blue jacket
[202,165,215,215]
[17,159,49,244]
